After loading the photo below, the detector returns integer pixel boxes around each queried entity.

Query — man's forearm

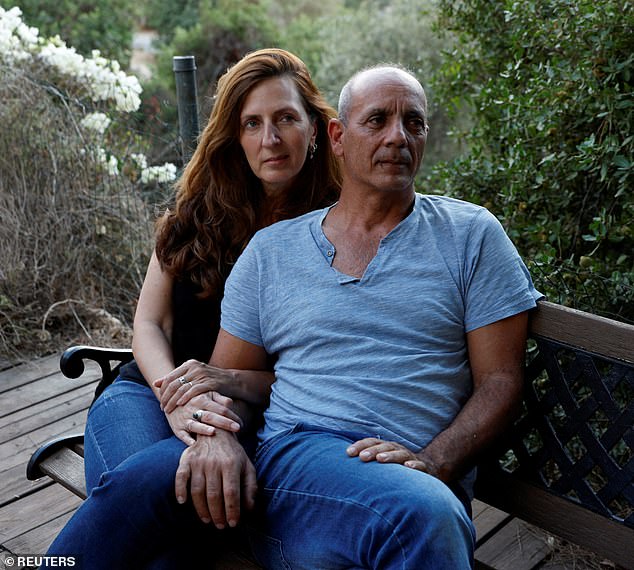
[418,374,523,482]
[230,399,264,432]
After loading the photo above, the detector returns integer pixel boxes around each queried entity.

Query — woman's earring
[309,142,317,160]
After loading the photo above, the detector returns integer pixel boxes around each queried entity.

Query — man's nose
[385,118,407,147]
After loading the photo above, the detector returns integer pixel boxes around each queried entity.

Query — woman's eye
[279,114,296,123]
[243,119,259,129]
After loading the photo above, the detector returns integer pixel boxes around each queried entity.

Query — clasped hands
[154,359,242,446]
[153,359,256,529]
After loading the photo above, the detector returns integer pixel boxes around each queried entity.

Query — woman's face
[239,76,317,197]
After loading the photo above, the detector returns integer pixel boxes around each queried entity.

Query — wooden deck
[0,355,613,569]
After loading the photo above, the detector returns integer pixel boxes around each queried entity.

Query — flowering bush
[0,6,177,183]
[1,6,141,112]
[0,6,177,360]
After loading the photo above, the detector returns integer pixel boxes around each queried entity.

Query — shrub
[153,0,276,120]
[432,0,633,321]
[0,7,176,361]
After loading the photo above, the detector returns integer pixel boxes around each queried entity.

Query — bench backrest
[475,300,634,569]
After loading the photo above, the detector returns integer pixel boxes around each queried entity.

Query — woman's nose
[262,123,281,146]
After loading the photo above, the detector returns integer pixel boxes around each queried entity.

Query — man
[178,65,542,568]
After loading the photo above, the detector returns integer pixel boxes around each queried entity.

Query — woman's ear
[310,118,318,146]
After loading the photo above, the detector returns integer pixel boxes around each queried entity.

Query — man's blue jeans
[248,424,475,569]
[46,380,474,568]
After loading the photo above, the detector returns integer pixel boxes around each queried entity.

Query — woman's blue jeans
[46,379,224,569]
[84,378,173,492]
[46,380,475,569]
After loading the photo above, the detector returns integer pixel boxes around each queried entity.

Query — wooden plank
[4,510,76,559]
[1,464,52,505]
[530,301,634,364]
[0,409,88,467]
[0,355,60,393]
[0,371,97,418]
[474,518,551,570]
[478,475,634,570]
[0,411,89,505]
[0,382,94,444]
[0,484,82,543]
[37,448,87,499]
[473,499,513,545]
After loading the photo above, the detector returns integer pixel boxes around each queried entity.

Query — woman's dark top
[118,278,220,385]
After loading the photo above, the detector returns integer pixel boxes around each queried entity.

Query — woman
[45,48,340,568]
[84,47,340,490]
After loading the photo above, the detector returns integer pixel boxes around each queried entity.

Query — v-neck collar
[312,196,419,284]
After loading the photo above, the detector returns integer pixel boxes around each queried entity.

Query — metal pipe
[172,55,200,163]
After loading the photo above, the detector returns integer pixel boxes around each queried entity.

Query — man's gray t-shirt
[221,194,542,479]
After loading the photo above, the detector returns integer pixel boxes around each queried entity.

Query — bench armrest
[60,345,134,401]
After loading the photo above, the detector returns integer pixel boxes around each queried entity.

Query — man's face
[330,69,428,195]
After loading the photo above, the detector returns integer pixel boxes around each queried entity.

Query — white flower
[130,153,148,170]
[80,112,111,134]
[1,8,142,112]
[0,6,38,63]
[95,147,119,176]
[141,163,178,184]
[106,155,119,176]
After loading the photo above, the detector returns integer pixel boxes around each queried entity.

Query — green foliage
[433,0,634,321]
[0,0,136,65]
[142,0,199,42]
[262,0,343,28]
[144,0,462,168]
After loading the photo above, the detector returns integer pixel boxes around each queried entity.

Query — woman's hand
[154,359,235,413]
[166,392,242,446]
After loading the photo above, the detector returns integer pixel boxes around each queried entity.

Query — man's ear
[328,118,345,158]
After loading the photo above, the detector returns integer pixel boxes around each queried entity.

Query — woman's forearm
[132,322,175,400]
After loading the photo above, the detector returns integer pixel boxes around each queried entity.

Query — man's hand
[175,431,257,529]
[346,437,444,481]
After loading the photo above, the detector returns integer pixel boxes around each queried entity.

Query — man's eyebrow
[359,107,388,120]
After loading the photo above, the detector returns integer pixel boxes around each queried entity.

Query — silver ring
[177,376,187,385]
[193,410,203,422]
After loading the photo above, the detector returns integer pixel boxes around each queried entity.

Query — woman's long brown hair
[155,48,341,299]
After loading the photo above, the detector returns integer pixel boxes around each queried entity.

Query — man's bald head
[337,65,428,127]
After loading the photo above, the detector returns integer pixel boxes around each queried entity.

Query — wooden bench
[26,300,634,569]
